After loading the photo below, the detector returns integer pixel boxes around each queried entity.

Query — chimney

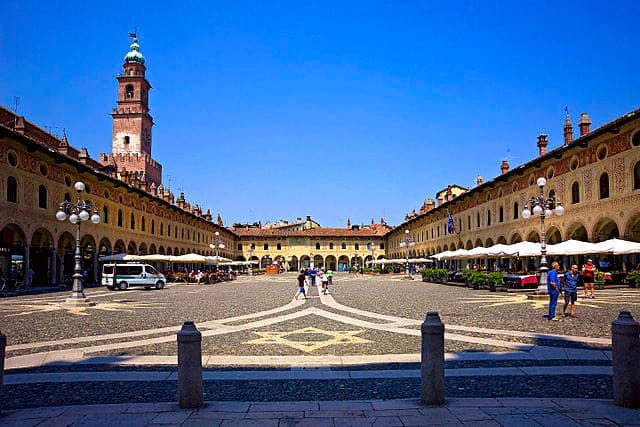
[564,113,573,145]
[306,215,311,221]
[176,192,186,209]
[79,148,89,164]
[578,113,592,136]
[426,198,435,211]
[437,196,444,206]
[476,175,483,186]
[501,160,509,175]
[446,185,453,201]
[537,133,548,156]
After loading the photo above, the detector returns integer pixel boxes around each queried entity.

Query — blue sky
[2,1,639,227]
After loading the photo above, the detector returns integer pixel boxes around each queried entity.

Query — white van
[101,263,166,291]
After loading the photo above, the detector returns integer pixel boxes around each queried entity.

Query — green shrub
[471,272,489,287]
[487,272,505,286]
[626,270,640,283]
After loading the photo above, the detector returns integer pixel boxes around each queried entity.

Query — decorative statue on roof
[217,213,223,226]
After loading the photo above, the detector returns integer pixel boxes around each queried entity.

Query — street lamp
[399,229,415,280]
[209,231,225,260]
[521,177,565,294]
[55,181,100,306]
[247,245,255,275]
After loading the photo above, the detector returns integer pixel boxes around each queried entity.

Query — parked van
[101,263,166,291]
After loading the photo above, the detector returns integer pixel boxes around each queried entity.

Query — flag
[447,211,455,234]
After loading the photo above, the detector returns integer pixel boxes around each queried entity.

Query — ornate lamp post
[368,242,376,267]
[352,253,360,271]
[209,231,225,263]
[399,229,415,280]
[55,181,100,306]
[521,177,565,294]
[247,246,255,275]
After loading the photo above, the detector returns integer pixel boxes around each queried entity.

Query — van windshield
[147,266,159,275]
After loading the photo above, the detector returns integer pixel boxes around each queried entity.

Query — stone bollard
[421,312,445,405]
[1,331,6,413]
[177,321,203,409]
[612,311,640,408]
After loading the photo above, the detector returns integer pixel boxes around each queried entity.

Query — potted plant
[626,270,640,288]
[461,269,476,287]
[471,272,488,290]
[594,271,606,289]
[487,272,505,292]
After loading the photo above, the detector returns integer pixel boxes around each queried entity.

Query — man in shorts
[562,264,579,318]
[581,258,596,299]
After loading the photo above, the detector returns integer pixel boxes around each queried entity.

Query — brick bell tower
[100,33,162,190]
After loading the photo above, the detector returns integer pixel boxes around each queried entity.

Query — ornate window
[487,210,492,226]
[315,243,320,250]
[355,243,359,250]
[125,84,134,99]
[117,209,123,227]
[513,202,519,220]
[130,213,135,230]
[103,206,109,224]
[476,213,480,228]
[499,206,504,223]
[329,243,334,250]
[264,243,269,250]
[151,220,155,234]
[571,182,580,204]
[277,243,282,250]
[341,242,346,250]
[7,176,17,203]
[634,161,640,190]
[141,217,146,232]
[38,185,47,208]
[599,173,610,199]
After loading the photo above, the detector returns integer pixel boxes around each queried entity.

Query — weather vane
[128,26,138,42]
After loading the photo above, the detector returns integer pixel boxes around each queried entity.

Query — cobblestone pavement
[1,272,639,421]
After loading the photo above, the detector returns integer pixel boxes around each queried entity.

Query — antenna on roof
[166,174,172,191]
[13,96,19,115]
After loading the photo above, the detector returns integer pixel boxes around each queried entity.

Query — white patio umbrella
[98,253,141,262]
[592,238,640,255]
[432,251,453,261]
[136,254,172,262]
[546,239,601,256]
[486,244,519,257]
[205,255,232,264]
[508,241,542,257]
[170,253,207,263]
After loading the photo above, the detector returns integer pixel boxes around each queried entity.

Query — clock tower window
[125,84,134,99]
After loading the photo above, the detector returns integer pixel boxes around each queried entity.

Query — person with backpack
[295,269,307,300]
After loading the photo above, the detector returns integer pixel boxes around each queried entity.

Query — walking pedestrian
[295,269,307,300]
[320,271,329,294]
[581,258,596,299]
[327,268,333,286]
[562,265,579,318]
[547,262,561,321]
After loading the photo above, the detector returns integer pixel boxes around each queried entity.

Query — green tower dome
[124,39,145,65]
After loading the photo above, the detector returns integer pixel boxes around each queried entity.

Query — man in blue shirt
[562,264,580,318]
[547,262,561,321]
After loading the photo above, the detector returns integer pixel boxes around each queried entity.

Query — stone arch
[325,255,337,271]
[313,254,324,268]
[474,238,483,247]
[98,238,112,258]
[259,254,270,268]
[443,244,449,251]
[127,241,137,255]
[166,246,173,256]
[497,236,507,244]
[289,255,298,271]
[158,246,166,255]
[337,255,349,271]
[28,228,54,285]
[566,222,589,241]
[624,211,640,242]
[526,230,540,242]
[149,244,157,254]
[449,243,456,251]
[138,242,148,255]
[300,255,311,269]
[57,231,75,283]
[546,226,562,244]
[509,233,523,244]
[465,240,473,249]
[79,234,97,282]
[485,238,494,247]
[114,239,126,254]
[592,217,620,242]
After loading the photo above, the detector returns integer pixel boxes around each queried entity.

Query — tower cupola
[124,38,145,65]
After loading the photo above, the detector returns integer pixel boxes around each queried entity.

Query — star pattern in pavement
[0,300,166,316]
[245,326,372,352]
